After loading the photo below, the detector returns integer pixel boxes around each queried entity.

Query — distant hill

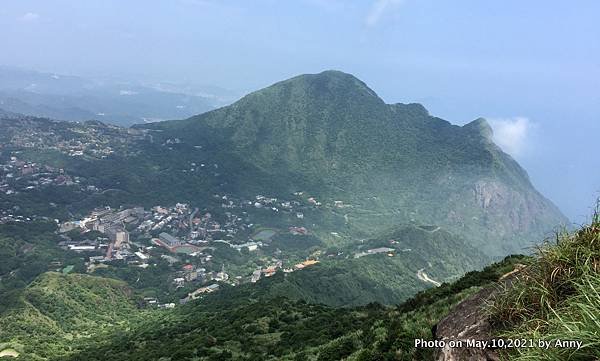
[0,66,225,126]
[141,70,567,256]
[0,108,22,119]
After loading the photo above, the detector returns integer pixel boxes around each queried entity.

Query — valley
[2,0,595,358]
[0,70,569,360]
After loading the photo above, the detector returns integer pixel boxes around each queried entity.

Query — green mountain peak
[285,69,380,98]
[145,71,566,256]
[229,69,385,118]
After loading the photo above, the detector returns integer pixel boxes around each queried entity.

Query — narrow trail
[417,268,442,287]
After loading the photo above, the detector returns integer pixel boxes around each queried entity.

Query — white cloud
[488,117,533,157]
[365,0,404,27]
[19,12,40,22]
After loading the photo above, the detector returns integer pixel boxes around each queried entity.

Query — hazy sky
[1,0,599,222]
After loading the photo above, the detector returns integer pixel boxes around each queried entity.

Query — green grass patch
[490,207,600,360]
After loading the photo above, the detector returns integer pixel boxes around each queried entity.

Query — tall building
[116,230,129,246]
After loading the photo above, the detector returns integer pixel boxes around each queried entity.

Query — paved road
[417,268,442,287]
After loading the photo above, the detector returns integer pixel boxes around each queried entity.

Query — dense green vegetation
[0,272,140,360]
[0,254,525,360]
[0,221,86,311]
[258,225,489,307]
[58,255,524,361]
[490,212,600,360]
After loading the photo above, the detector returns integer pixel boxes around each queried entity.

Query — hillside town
[0,117,149,158]
[54,195,400,307]
[55,193,330,306]
[0,117,395,307]
[0,154,84,196]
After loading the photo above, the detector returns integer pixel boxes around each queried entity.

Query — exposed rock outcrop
[433,264,527,361]
[433,286,500,361]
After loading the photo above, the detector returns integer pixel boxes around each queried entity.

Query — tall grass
[490,208,600,360]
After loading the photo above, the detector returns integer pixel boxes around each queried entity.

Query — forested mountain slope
[0,255,525,360]
[142,70,566,255]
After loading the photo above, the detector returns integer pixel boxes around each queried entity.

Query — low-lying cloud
[488,117,533,157]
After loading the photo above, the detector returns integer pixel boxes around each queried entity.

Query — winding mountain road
[417,268,442,287]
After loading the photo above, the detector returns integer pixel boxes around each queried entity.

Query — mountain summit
[144,70,566,255]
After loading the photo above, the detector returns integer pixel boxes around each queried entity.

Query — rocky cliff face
[471,179,554,233]
[456,178,564,253]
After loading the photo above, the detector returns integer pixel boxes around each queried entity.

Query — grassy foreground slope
[490,211,600,360]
